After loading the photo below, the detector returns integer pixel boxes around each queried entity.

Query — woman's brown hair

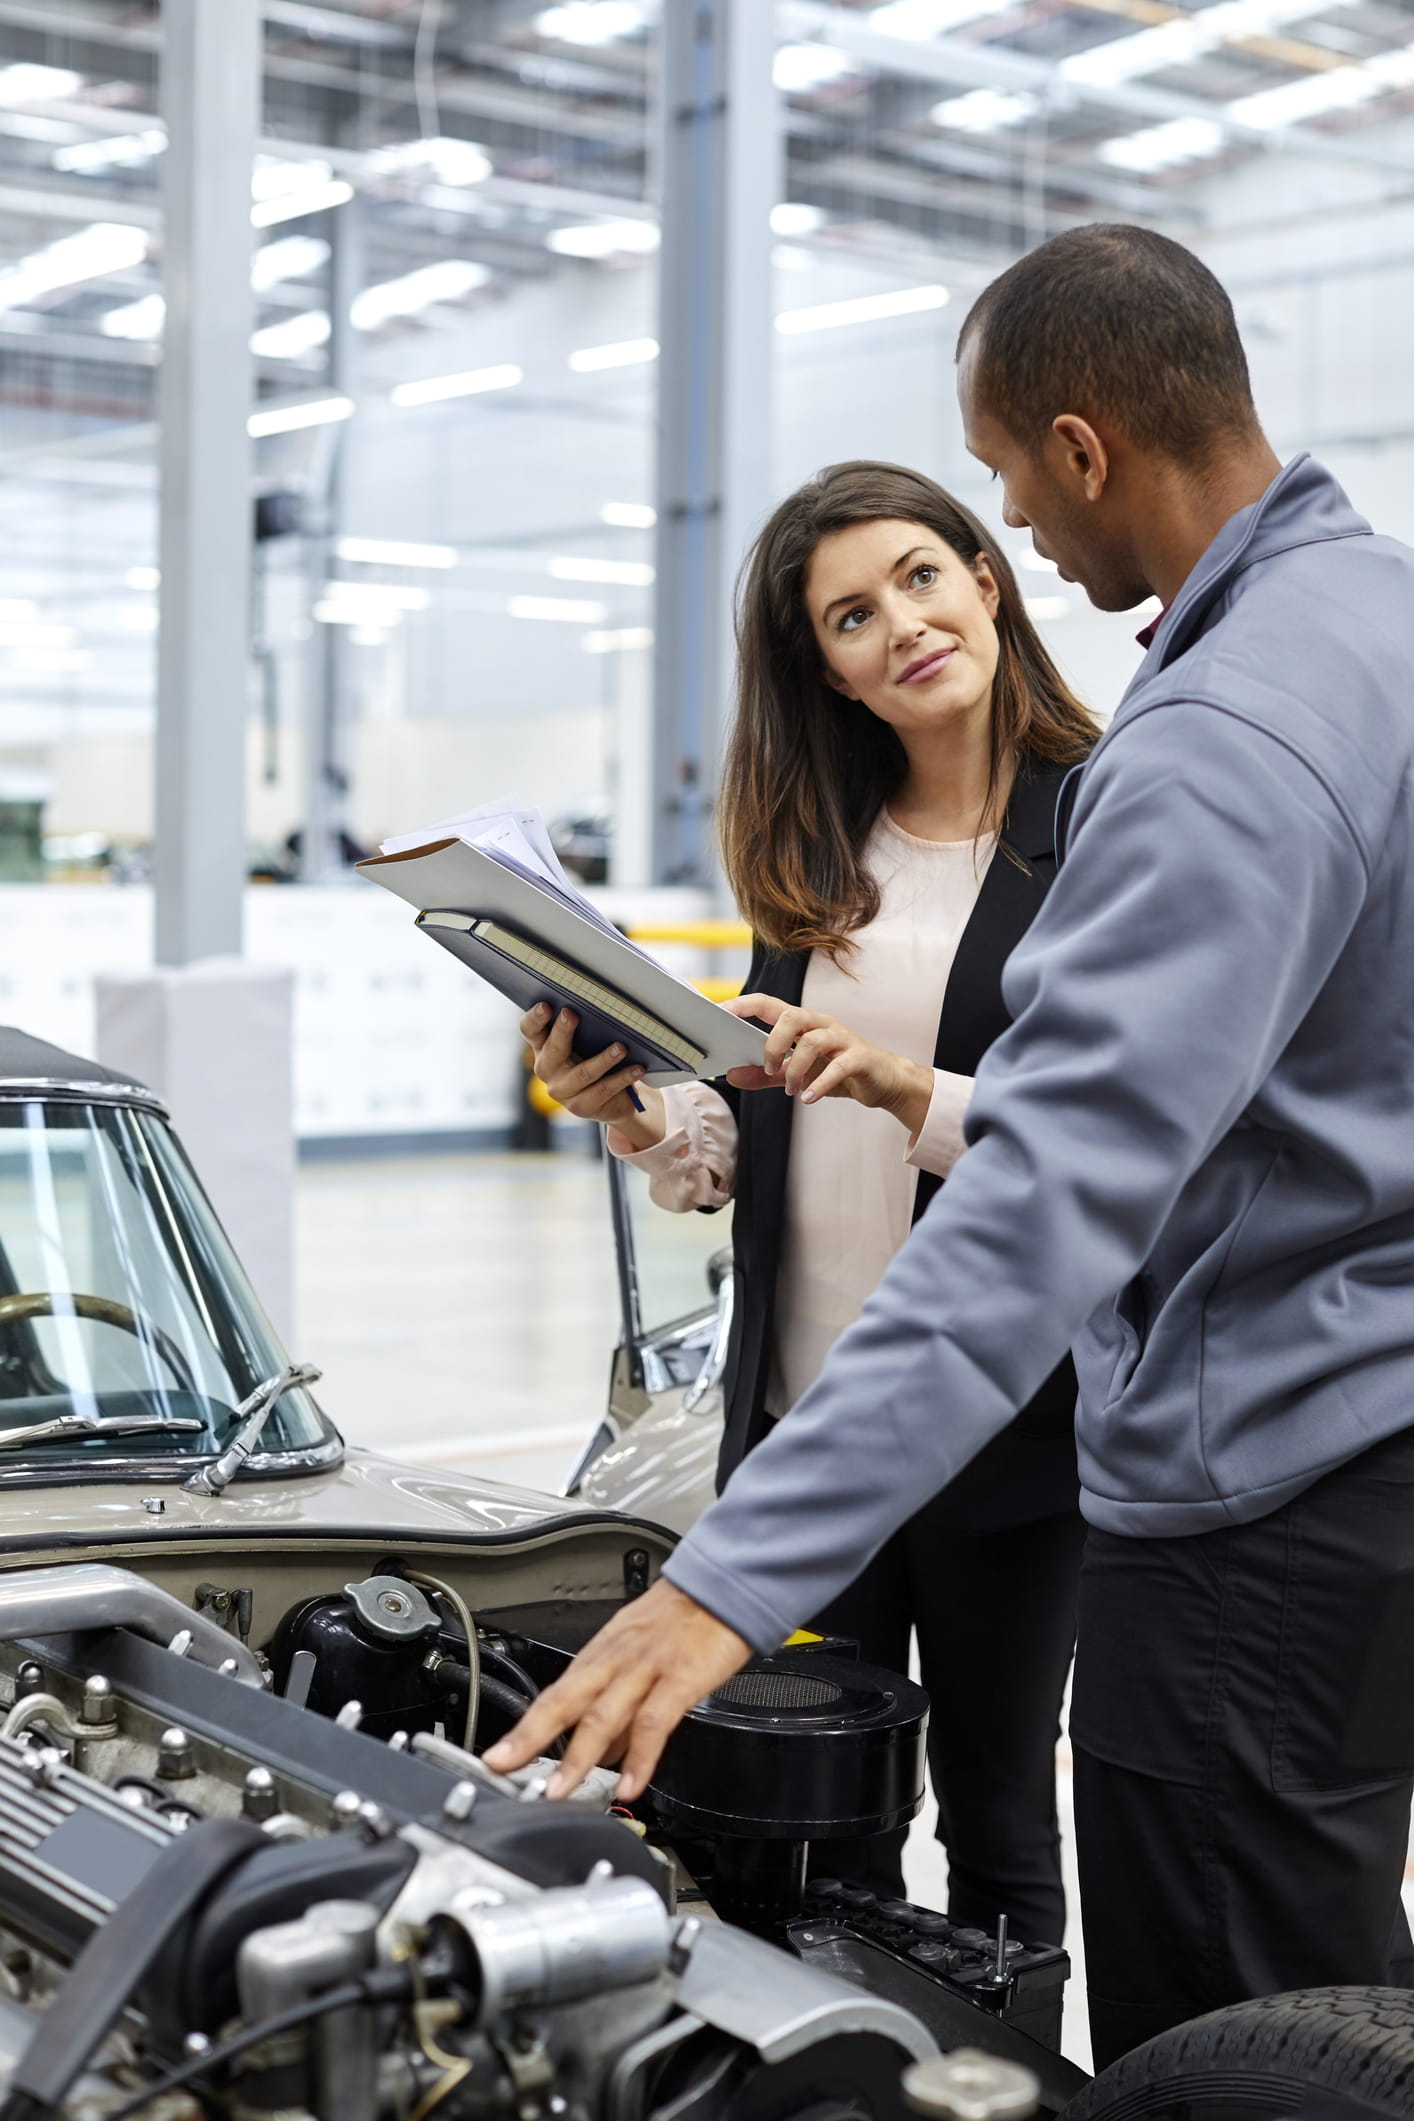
[720,459,1099,959]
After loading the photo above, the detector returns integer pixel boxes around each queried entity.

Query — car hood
[0,1445,674,1560]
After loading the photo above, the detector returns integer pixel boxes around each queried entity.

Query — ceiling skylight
[534,3,651,45]
[1099,116,1226,168]
[775,44,860,92]
[933,88,1039,131]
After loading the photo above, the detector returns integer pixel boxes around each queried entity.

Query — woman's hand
[724,993,934,1134]
[520,1003,666,1149]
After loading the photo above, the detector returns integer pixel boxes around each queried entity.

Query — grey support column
[651,0,780,887]
[154,0,260,963]
[303,186,363,880]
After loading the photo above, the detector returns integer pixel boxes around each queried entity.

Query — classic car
[0,1026,1403,2121]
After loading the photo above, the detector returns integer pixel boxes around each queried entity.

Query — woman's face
[803,516,1002,741]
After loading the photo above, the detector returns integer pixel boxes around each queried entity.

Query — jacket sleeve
[664,702,1370,1651]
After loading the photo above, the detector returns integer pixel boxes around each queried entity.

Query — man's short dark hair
[959,225,1259,461]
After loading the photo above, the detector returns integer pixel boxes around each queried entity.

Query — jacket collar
[1001,753,1069,861]
[1139,452,1371,677]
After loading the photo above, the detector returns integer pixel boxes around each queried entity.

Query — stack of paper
[357,800,767,1087]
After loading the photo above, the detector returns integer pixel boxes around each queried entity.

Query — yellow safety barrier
[625,921,752,948]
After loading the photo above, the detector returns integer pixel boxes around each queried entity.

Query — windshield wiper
[0,1413,206,1453]
[183,1361,322,1498]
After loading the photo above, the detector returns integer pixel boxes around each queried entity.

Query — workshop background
[2,0,1413,2065]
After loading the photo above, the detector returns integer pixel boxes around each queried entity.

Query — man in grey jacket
[488,226,1414,2064]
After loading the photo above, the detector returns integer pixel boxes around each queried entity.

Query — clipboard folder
[357,834,767,1087]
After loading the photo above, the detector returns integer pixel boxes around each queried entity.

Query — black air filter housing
[648,1650,927,1842]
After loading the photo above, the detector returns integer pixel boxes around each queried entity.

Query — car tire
[1060,1986,1414,2120]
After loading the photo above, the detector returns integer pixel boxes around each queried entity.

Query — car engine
[0,1564,1075,2121]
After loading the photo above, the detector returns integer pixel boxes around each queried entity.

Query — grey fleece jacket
[664,454,1414,1655]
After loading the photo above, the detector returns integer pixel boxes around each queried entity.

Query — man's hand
[724,992,934,1134]
[481,1578,753,1800]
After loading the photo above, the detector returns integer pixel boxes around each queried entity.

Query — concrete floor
[295,1144,1414,2077]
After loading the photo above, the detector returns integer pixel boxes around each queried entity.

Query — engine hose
[406,1568,479,1751]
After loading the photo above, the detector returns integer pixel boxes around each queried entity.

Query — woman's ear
[822,662,860,703]
[971,554,1002,621]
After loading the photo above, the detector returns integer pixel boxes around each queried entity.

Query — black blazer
[712,755,1081,1531]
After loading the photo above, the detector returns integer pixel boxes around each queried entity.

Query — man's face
[957,342,1151,614]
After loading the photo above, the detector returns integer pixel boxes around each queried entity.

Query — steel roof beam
[779,0,1414,177]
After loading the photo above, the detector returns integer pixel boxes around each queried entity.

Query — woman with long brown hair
[524,460,1100,1940]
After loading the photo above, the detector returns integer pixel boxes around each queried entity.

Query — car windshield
[0,1097,334,1472]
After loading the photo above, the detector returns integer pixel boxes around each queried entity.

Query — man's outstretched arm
[487,702,1368,1793]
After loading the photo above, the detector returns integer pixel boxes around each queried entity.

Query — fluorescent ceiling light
[1063,0,1351,88]
[568,336,659,372]
[547,218,660,260]
[933,87,1038,131]
[1024,596,1071,622]
[365,136,492,187]
[337,536,457,568]
[601,501,656,528]
[117,603,158,633]
[549,556,655,586]
[771,202,827,236]
[0,221,148,314]
[1226,38,1414,127]
[315,580,430,626]
[1,113,79,143]
[391,362,523,407]
[248,394,354,438]
[252,178,354,228]
[101,293,164,341]
[251,159,354,229]
[320,582,430,610]
[351,259,489,331]
[534,2,650,44]
[53,127,165,174]
[252,154,330,201]
[0,622,75,648]
[509,594,608,623]
[0,63,82,107]
[775,43,860,92]
[870,0,1019,33]
[125,566,159,592]
[584,626,654,652]
[252,234,330,291]
[1099,116,1225,168]
[251,309,331,359]
[776,283,949,334]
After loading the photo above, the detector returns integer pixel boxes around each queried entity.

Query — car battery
[786,1879,1069,2054]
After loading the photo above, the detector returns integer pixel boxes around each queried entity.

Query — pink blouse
[610,814,995,1415]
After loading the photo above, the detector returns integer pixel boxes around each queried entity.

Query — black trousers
[810,1505,1087,1946]
[1072,1424,1414,2073]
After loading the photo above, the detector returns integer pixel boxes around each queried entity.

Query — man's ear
[971,554,1002,621]
[822,663,860,702]
[1050,414,1109,502]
